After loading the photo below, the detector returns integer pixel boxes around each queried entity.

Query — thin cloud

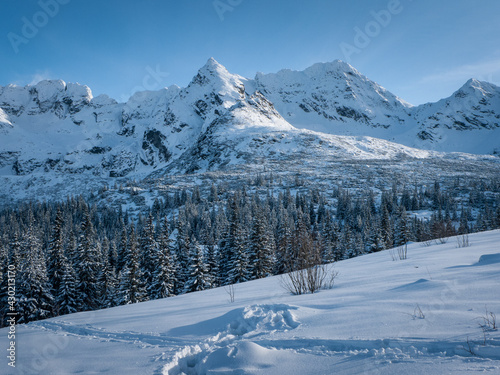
[27,71,54,86]
[420,59,500,85]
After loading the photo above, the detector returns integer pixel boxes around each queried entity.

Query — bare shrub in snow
[479,307,497,331]
[224,284,235,303]
[456,234,470,248]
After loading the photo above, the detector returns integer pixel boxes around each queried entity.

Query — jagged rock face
[255,60,412,132]
[408,79,500,154]
[0,108,12,132]
[0,80,93,118]
[0,58,499,183]
[414,79,500,131]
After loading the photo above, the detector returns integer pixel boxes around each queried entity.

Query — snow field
[1,230,499,374]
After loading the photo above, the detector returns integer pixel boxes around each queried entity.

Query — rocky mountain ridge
[0,58,499,184]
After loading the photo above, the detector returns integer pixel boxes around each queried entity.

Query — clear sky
[1,0,499,105]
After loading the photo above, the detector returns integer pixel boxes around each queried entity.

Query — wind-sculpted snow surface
[2,230,500,374]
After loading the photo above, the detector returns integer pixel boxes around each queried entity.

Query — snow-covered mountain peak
[254,59,413,135]
[456,78,499,99]
[91,94,118,107]
[0,79,94,117]
[0,57,499,188]
[303,59,360,78]
[30,79,93,103]
[188,58,247,106]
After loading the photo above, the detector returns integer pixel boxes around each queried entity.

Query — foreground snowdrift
[2,230,500,374]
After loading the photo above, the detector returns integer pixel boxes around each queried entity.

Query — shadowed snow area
[1,230,500,374]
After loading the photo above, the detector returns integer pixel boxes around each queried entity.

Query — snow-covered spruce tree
[46,208,67,312]
[248,209,274,280]
[394,206,413,247]
[17,211,54,323]
[140,213,158,290]
[320,212,339,262]
[118,225,147,305]
[116,223,128,274]
[275,207,293,274]
[184,238,210,293]
[57,260,79,316]
[224,196,251,285]
[75,208,102,311]
[98,241,119,308]
[204,243,218,288]
[367,222,385,253]
[174,214,190,294]
[0,240,11,326]
[380,205,393,249]
[148,216,176,299]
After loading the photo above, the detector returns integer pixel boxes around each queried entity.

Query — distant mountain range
[0,58,499,183]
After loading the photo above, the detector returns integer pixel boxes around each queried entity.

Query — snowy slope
[2,230,499,374]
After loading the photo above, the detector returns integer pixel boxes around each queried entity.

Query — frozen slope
[2,230,500,374]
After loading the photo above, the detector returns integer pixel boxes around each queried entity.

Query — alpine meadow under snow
[1,57,500,375]
[1,230,499,374]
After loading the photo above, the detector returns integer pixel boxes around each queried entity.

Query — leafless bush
[323,265,339,290]
[389,248,398,261]
[460,336,477,356]
[413,304,425,319]
[224,284,235,303]
[281,264,333,295]
[390,245,408,260]
[479,307,497,331]
[437,236,448,244]
[421,239,434,247]
[398,244,408,260]
[456,234,470,248]
[281,269,308,295]
[280,227,338,295]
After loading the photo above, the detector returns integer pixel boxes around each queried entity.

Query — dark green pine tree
[184,238,210,293]
[367,223,385,253]
[119,225,147,304]
[380,205,393,249]
[205,244,218,288]
[148,216,176,299]
[17,211,54,323]
[140,213,158,290]
[174,215,190,294]
[394,206,412,247]
[75,208,102,311]
[46,208,67,312]
[117,223,128,274]
[275,209,293,274]
[248,210,274,280]
[99,243,119,308]
[225,197,251,285]
[0,238,12,326]
[56,260,79,316]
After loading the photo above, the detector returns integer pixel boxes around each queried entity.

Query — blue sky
[1,0,499,105]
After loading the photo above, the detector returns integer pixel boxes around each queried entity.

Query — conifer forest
[1,176,499,327]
